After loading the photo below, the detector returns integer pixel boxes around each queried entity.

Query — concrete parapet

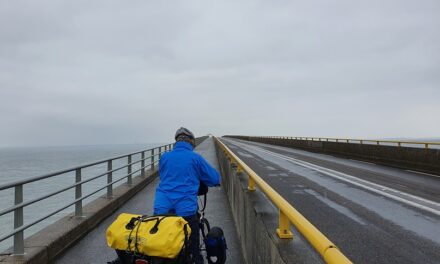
[215,140,322,264]
[228,136,440,176]
[195,136,209,146]
[0,171,158,264]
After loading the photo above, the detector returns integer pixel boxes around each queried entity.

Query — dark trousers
[184,214,203,264]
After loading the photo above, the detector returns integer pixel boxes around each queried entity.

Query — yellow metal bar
[280,136,440,148]
[324,247,351,264]
[248,176,256,191]
[215,137,352,264]
[277,209,293,239]
[252,131,440,146]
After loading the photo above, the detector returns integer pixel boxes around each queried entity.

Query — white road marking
[349,159,376,166]
[405,170,440,179]
[226,139,440,217]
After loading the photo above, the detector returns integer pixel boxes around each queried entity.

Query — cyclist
[153,127,221,264]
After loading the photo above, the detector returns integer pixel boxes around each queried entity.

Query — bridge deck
[56,137,244,263]
[222,138,440,264]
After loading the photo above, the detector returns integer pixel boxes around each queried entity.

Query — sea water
[0,143,161,252]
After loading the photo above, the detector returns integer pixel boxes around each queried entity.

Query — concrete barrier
[195,136,209,146]
[215,140,323,264]
[227,136,440,176]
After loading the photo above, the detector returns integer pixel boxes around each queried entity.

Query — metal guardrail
[227,135,440,149]
[215,137,352,264]
[0,143,174,255]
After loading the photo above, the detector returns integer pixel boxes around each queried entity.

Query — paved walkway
[56,137,244,263]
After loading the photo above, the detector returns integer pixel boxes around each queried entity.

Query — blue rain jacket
[153,141,220,216]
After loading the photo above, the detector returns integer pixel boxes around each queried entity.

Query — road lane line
[405,170,440,179]
[225,139,440,217]
[349,159,376,165]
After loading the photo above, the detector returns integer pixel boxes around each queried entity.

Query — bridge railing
[0,143,174,255]
[228,136,440,149]
[215,137,352,264]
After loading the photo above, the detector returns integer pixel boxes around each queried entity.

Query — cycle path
[56,137,244,263]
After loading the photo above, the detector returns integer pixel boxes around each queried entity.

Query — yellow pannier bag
[106,213,191,259]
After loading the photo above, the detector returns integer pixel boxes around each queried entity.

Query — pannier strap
[125,216,141,230]
[125,215,177,234]
[149,217,163,234]
[125,215,161,230]
[143,216,170,234]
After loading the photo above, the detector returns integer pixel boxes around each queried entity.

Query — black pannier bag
[204,227,227,264]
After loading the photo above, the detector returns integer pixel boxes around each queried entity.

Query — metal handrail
[228,135,440,149]
[0,164,149,243]
[0,153,162,216]
[0,143,174,255]
[0,147,164,191]
[215,137,352,264]
[0,155,154,217]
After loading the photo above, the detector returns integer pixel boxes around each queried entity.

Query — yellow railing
[215,137,352,264]
[251,136,440,149]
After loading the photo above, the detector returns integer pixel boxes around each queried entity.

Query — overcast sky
[0,0,439,147]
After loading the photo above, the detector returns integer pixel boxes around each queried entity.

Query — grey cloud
[0,0,439,147]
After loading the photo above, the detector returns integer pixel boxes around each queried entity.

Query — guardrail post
[248,177,256,191]
[151,148,155,170]
[107,160,113,198]
[13,184,24,255]
[159,146,162,160]
[127,155,132,185]
[141,152,145,177]
[75,169,82,217]
[276,210,293,239]
[425,143,429,149]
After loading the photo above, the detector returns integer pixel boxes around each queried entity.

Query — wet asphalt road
[221,138,440,264]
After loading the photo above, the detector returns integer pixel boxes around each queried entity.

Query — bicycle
[107,188,227,264]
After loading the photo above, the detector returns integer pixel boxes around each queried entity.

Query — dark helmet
[175,127,195,140]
